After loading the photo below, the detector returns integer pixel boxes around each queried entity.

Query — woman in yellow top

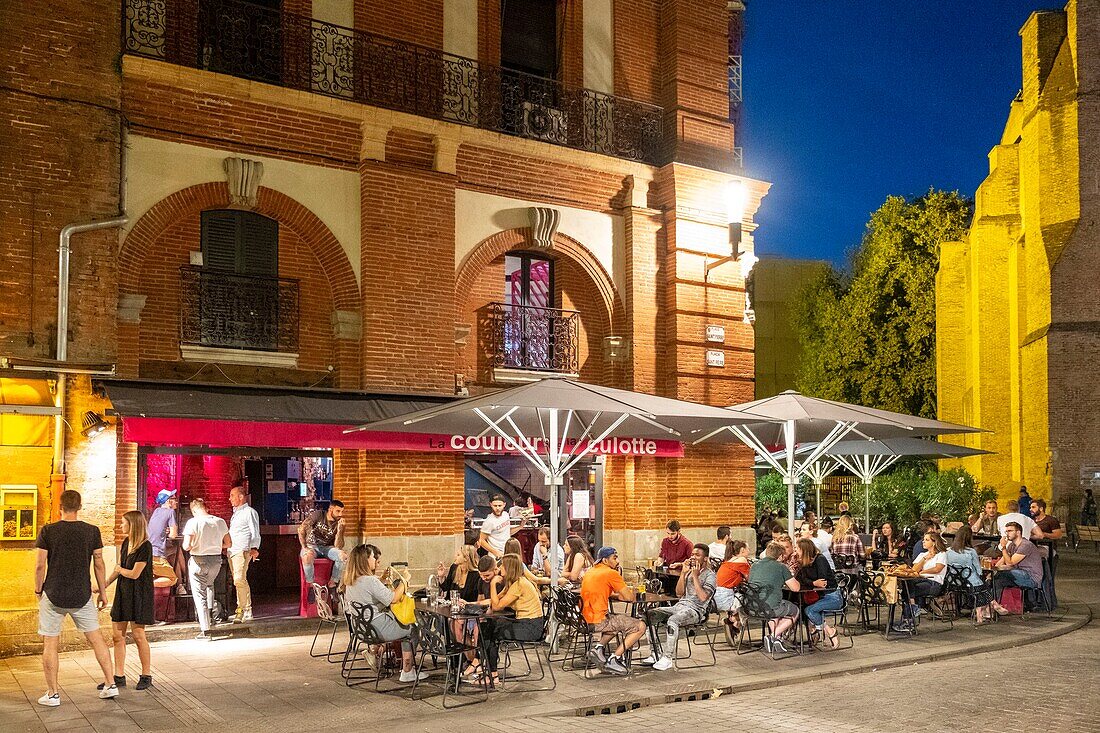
[485,553,544,685]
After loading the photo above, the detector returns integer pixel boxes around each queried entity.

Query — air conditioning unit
[521,101,568,145]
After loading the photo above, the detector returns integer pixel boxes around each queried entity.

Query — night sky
[741,1,1055,265]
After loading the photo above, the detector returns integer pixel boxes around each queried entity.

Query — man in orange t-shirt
[580,546,647,675]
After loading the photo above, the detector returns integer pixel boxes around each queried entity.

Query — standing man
[299,499,347,592]
[1018,486,1034,519]
[147,490,179,559]
[182,498,230,640]
[477,495,524,559]
[228,485,261,623]
[34,490,119,706]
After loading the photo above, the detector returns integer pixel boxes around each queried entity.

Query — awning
[97,380,684,456]
[1,377,56,447]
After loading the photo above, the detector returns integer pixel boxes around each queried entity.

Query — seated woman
[505,538,551,586]
[946,526,992,623]
[439,545,481,601]
[895,531,948,631]
[714,539,751,626]
[340,544,427,683]
[829,515,866,575]
[795,538,843,649]
[485,553,545,686]
[801,523,835,570]
[872,521,905,566]
[560,537,593,585]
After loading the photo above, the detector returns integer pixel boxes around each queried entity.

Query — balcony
[179,266,299,364]
[122,0,664,164]
[487,302,579,379]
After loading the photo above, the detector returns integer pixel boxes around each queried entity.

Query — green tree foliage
[791,190,973,418]
[847,465,998,528]
[755,471,808,517]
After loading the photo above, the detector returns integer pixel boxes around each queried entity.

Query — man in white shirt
[996,500,1042,541]
[477,495,524,558]
[708,526,731,563]
[227,486,261,624]
[531,526,565,577]
[182,498,230,639]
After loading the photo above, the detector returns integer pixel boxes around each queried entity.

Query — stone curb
[547,601,1093,718]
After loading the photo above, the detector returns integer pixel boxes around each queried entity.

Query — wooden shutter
[200,211,240,272]
[200,210,279,275]
[239,213,279,276]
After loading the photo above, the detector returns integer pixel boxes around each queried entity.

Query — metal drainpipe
[52,125,129,477]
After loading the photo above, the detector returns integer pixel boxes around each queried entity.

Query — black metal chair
[340,602,399,690]
[497,612,556,692]
[411,607,487,708]
[856,569,891,631]
[552,589,595,673]
[730,582,788,659]
[309,583,345,662]
[816,573,854,650]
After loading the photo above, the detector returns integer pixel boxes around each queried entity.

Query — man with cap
[148,490,179,560]
[580,546,647,675]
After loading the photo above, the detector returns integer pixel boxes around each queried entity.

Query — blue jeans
[301,545,343,584]
[993,568,1039,599]
[804,590,844,627]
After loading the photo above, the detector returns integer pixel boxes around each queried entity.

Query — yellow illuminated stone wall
[937,0,1098,512]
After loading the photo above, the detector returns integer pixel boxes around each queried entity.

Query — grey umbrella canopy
[826,437,992,529]
[348,377,769,580]
[696,391,982,535]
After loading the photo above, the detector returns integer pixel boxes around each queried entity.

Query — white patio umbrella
[346,377,768,581]
[826,436,993,531]
[695,391,982,538]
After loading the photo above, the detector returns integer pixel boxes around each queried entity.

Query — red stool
[299,557,334,618]
[154,586,176,624]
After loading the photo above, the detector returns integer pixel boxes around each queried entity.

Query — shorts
[38,595,99,637]
[592,613,639,635]
[772,599,799,620]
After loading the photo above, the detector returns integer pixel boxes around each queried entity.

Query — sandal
[461,662,483,680]
[824,628,840,650]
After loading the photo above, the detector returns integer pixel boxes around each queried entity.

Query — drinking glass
[427,588,438,605]
[450,590,460,606]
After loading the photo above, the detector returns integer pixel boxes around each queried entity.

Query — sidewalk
[1,587,1087,733]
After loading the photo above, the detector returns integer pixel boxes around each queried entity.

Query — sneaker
[242,610,254,622]
[761,635,773,654]
[639,652,660,665]
[98,684,119,700]
[135,675,153,691]
[652,656,674,671]
[398,670,430,683]
[97,675,126,690]
[604,657,629,676]
[890,622,913,634]
[232,612,243,625]
[37,692,60,707]
[196,632,211,641]
[587,646,608,666]
[770,637,791,655]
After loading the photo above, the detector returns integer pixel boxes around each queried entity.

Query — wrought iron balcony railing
[179,266,299,352]
[122,0,664,164]
[487,302,579,375]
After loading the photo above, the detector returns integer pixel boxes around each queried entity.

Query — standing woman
[107,511,155,690]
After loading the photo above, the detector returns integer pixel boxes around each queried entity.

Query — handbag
[391,593,416,626]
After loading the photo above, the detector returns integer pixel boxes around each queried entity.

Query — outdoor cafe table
[883,574,922,640]
[414,599,499,701]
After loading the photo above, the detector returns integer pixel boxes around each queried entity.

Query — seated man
[988,522,1044,616]
[531,526,565,578]
[644,543,717,671]
[746,541,801,654]
[298,500,347,594]
[581,547,646,676]
[658,520,693,570]
[1031,499,1063,540]
[970,499,999,537]
[995,501,1041,542]
[708,526,731,564]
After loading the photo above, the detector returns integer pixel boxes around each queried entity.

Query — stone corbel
[117,294,147,325]
[331,310,362,340]
[528,207,561,249]
[223,157,264,209]
[433,135,460,175]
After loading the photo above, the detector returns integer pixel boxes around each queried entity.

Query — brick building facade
[1,0,768,649]
[936,0,1099,514]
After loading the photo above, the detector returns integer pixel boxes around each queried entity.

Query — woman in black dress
[108,510,155,690]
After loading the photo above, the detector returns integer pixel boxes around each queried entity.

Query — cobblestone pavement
[2,552,1095,733]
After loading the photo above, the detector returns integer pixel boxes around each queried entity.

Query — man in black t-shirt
[34,490,119,706]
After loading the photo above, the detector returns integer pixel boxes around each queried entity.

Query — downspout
[52,125,129,483]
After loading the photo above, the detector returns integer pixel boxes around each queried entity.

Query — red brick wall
[360,162,456,393]
[386,129,436,169]
[358,451,464,535]
[613,0,659,104]
[124,77,360,170]
[456,146,625,211]
[355,0,443,47]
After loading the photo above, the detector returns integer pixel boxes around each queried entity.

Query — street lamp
[705,179,749,280]
[80,410,109,440]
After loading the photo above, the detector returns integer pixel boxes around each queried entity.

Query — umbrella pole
[817,484,822,517]
[785,420,797,539]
